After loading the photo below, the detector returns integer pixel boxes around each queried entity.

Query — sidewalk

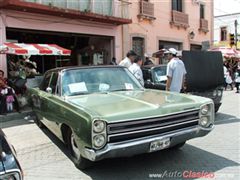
[0,106,34,122]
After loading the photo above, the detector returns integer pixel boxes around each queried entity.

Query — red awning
[0,43,71,55]
[210,47,239,58]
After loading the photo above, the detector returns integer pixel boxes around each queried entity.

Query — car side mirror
[46,87,52,94]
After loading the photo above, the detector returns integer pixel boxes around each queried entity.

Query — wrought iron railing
[23,0,130,19]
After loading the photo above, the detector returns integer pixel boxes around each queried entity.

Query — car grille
[107,110,199,143]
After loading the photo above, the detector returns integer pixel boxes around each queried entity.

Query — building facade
[123,0,213,63]
[0,0,131,75]
[214,0,240,48]
[214,14,240,48]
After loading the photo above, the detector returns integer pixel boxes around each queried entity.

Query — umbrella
[0,43,71,55]
[210,47,239,58]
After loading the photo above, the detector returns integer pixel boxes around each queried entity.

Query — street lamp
[189,31,195,40]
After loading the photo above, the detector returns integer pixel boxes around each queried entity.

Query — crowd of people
[223,60,240,93]
[118,48,186,93]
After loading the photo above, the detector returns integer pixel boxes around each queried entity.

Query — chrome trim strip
[108,109,198,128]
[0,169,22,180]
[108,116,199,134]
[108,119,199,142]
[106,108,200,124]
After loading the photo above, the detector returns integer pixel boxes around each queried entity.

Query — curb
[0,109,35,122]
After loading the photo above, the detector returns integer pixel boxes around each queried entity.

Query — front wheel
[34,116,45,128]
[214,105,220,113]
[67,129,92,170]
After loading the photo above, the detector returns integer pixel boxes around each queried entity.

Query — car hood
[66,89,209,122]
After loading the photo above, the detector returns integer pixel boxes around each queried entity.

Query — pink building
[124,0,213,64]
[0,0,213,75]
[0,0,131,75]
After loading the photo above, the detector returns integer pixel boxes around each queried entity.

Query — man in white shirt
[129,56,144,86]
[119,50,137,68]
[165,48,187,92]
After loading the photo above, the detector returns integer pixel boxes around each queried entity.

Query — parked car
[28,66,214,169]
[142,51,224,112]
[142,65,167,91]
[0,129,23,180]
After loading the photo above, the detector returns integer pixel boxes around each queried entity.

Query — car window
[61,67,143,96]
[142,69,152,81]
[40,72,52,91]
[49,72,59,94]
[153,66,167,83]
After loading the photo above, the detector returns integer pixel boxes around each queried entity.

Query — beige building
[123,0,214,64]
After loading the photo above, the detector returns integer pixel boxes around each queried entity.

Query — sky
[214,0,240,16]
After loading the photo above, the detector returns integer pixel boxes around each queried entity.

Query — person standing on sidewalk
[165,48,187,93]
[234,64,240,93]
[119,50,137,68]
[129,56,144,86]
[0,71,7,115]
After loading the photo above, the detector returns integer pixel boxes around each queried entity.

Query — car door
[31,72,52,121]
[40,71,63,139]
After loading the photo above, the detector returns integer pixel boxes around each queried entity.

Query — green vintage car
[28,66,214,169]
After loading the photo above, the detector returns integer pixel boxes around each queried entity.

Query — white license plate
[149,138,171,152]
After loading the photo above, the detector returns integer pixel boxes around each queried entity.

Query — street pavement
[0,90,239,180]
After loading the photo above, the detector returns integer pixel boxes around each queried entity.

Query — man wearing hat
[165,48,186,92]
[119,50,137,68]
[144,53,154,65]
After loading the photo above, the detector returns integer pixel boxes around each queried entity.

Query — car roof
[142,64,167,70]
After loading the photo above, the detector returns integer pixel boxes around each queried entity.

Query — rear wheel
[66,129,92,170]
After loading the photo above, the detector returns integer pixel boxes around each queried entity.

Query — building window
[190,44,202,51]
[132,37,145,59]
[200,4,205,19]
[159,41,182,64]
[220,27,227,41]
[172,0,182,12]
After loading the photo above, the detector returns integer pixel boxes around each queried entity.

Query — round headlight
[200,116,209,127]
[93,134,105,148]
[217,90,222,96]
[201,105,209,115]
[213,90,217,97]
[93,120,105,133]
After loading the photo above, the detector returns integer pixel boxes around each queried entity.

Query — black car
[142,51,224,112]
[0,129,23,180]
[142,65,167,91]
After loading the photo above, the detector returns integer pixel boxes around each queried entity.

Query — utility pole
[234,19,238,48]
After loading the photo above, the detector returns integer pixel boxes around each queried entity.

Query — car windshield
[61,67,143,96]
[153,66,167,83]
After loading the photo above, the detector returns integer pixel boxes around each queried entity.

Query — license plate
[149,138,170,152]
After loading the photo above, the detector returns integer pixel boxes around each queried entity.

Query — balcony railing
[138,0,156,20]
[170,10,189,28]
[23,0,129,19]
[199,18,209,33]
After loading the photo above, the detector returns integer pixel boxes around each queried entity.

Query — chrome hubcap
[71,133,81,159]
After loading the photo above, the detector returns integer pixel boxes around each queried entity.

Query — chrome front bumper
[82,125,213,161]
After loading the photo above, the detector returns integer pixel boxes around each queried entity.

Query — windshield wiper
[69,92,90,96]
[110,88,144,92]
[110,89,133,92]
